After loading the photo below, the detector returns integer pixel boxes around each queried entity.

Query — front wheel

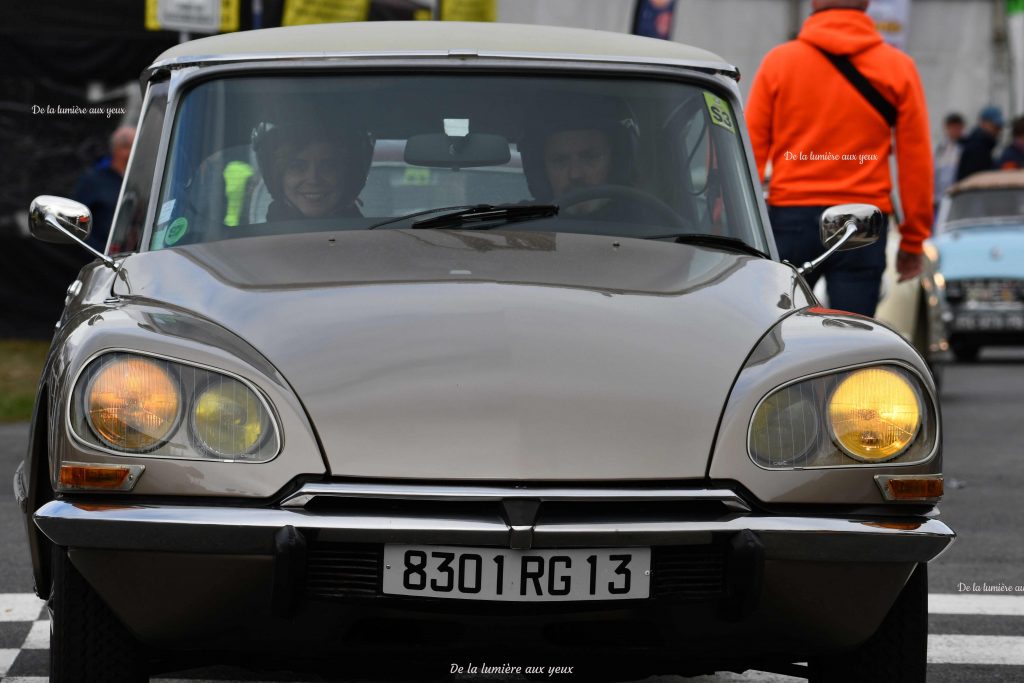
[49,545,148,682]
[808,563,927,683]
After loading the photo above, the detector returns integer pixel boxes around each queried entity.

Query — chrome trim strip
[35,500,955,563]
[13,461,27,512]
[280,483,752,511]
[745,358,941,472]
[874,474,944,502]
[145,51,739,81]
[57,462,145,492]
[65,348,283,464]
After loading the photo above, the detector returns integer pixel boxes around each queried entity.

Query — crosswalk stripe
[930,593,1024,616]
[21,620,49,650]
[0,648,20,677]
[0,594,43,622]
[929,635,1024,665]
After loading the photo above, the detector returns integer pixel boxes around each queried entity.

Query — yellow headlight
[86,357,181,451]
[191,378,268,458]
[827,367,921,462]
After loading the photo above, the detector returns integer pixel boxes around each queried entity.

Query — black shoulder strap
[815,46,897,127]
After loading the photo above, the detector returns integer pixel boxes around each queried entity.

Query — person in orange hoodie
[746,0,933,316]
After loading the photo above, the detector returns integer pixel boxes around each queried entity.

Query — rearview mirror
[29,195,115,268]
[29,195,91,244]
[820,203,885,251]
[797,203,884,276]
[405,133,511,169]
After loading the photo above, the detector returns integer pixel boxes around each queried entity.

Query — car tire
[952,341,980,362]
[49,545,148,682]
[807,563,927,683]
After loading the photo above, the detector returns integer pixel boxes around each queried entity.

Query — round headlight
[86,356,181,451]
[190,378,270,458]
[750,386,819,466]
[827,367,922,462]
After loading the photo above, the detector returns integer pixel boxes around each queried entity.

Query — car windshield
[151,73,767,252]
[946,188,1024,225]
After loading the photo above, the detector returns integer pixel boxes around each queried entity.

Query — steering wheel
[555,184,691,230]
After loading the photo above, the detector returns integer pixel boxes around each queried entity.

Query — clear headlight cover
[748,364,935,469]
[71,352,280,462]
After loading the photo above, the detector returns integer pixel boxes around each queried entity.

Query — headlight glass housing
[71,352,279,462]
[749,364,935,469]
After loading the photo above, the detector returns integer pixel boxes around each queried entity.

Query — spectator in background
[998,116,1024,170]
[745,0,933,317]
[72,126,135,252]
[956,106,1003,180]
[934,112,964,205]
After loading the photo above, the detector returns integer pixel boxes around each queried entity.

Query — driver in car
[521,97,644,221]
[253,118,373,220]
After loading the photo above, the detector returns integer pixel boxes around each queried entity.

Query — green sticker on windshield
[703,92,736,133]
[165,217,189,246]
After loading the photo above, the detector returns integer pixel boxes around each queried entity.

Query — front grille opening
[306,542,380,600]
[652,545,727,600]
[303,497,497,518]
[539,500,738,521]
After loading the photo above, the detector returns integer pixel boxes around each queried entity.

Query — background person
[72,125,135,252]
[935,112,965,207]
[745,0,933,316]
[956,106,1004,180]
[998,116,1024,170]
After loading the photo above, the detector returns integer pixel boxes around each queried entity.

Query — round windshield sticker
[164,217,189,246]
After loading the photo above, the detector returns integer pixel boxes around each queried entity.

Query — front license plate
[382,545,651,602]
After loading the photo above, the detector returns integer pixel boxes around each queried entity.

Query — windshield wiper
[411,204,558,230]
[641,232,769,259]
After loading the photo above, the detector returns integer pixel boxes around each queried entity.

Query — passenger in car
[253,121,373,220]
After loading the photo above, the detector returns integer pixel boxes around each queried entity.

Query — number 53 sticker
[704,92,736,133]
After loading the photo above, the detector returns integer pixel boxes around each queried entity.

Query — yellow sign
[283,0,370,25]
[441,0,496,22]
[145,0,240,32]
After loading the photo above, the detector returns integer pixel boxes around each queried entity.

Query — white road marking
[0,594,44,622]
[0,648,20,677]
[929,635,1024,665]
[930,593,1024,616]
[21,619,49,649]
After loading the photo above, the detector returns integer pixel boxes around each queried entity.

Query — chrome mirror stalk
[29,195,117,269]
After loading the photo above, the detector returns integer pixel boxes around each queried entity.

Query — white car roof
[154,21,730,71]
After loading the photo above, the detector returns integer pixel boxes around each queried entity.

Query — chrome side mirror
[798,203,883,276]
[29,195,91,243]
[29,195,115,268]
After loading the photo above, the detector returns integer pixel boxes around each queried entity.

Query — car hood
[116,229,800,480]
[934,226,1024,280]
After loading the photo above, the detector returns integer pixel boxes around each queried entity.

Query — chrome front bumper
[31,486,956,659]
[34,498,954,563]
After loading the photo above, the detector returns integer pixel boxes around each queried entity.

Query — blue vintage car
[934,170,1024,361]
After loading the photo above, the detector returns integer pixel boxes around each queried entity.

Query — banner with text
[283,0,370,25]
[867,0,911,51]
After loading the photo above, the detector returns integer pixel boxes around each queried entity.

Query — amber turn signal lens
[58,462,142,491]
[86,356,180,451]
[828,368,922,462]
[880,476,944,501]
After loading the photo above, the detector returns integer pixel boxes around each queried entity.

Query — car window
[947,188,1024,224]
[150,74,767,252]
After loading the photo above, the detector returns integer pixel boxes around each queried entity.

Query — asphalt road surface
[2,350,1023,682]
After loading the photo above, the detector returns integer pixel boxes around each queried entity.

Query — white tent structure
[495,0,1021,137]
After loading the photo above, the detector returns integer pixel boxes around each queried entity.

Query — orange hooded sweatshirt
[745,9,933,254]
